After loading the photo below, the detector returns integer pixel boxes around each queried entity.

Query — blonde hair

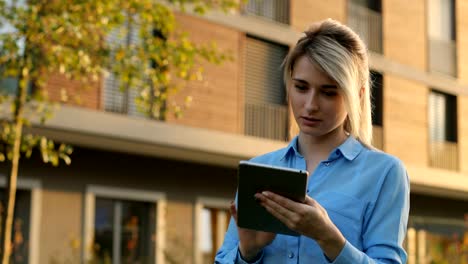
[283,19,373,147]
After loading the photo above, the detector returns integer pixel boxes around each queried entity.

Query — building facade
[1,0,468,263]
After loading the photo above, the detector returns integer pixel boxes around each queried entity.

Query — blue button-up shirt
[215,136,410,264]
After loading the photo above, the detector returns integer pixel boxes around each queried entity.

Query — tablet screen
[237,161,308,236]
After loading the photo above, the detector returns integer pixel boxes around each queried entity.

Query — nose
[304,90,319,113]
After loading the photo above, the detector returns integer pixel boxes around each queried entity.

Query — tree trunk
[0,66,28,264]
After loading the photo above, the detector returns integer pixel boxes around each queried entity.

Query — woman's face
[289,55,348,140]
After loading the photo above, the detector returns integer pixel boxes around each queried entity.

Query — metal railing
[242,0,290,24]
[429,141,458,171]
[347,2,383,53]
[244,102,288,141]
[372,125,383,150]
[428,38,457,77]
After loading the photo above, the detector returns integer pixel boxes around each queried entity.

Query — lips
[300,116,322,126]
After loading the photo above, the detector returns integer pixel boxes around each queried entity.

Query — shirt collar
[280,135,364,161]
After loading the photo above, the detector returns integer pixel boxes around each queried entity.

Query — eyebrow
[292,78,337,89]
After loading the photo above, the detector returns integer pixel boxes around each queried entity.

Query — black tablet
[237,160,309,236]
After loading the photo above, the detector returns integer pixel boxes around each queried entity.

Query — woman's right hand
[230,202,276,262]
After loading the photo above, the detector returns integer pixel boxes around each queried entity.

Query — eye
[322,90,337,97]
[294,84,307,91]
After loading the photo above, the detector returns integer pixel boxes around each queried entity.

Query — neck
[298,127,348,162]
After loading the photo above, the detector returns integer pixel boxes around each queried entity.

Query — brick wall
[45,73,101,110]
[456,0,468,82]
[383,0,427,71]
[166,13,243,135]
[290,0,347,32]
[384,74,428,166]
[459,96,468,174]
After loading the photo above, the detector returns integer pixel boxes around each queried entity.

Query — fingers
[230,201,238,223]
[256,191,304,212]
[255,192,299,222]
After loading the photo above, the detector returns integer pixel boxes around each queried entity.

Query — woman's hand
[255,192,346,261]
[229,202,276,261]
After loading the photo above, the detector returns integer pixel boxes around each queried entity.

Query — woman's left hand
[255,191,346,260]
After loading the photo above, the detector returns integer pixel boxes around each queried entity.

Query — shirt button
[324,162,330,166]
[288,252,294,258]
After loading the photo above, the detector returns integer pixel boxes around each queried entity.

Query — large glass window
[0,189,31,264]
[199,207,230,264]
[93,198,157,263]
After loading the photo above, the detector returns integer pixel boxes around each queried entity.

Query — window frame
[193,196,231,264]
[83,185,166,264]
[0,176,41,264]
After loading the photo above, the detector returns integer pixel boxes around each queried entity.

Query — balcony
[242,0,290,24]
[244,102,288,141]
[428,38,457,77]
[347,2,382,53]
[372,125,383,150]
[429,141,458,171]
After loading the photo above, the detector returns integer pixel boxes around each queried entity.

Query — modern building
[1,0,468,263]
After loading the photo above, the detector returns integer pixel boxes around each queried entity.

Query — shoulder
[360,147,409,189]
[249,146,290,165]
[360,147,406,171]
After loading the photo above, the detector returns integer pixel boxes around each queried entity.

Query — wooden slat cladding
[244,36,288,141]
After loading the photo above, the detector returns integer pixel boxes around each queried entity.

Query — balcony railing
[347,2,382,53]
[372,125,383,150]
[244,102,288,141]
[242,0,290,24]
[429,38,457,77]
[429,141,458,171]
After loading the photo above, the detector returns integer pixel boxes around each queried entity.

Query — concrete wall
[39,190,82,263]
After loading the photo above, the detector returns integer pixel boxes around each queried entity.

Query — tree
[0,0,238,262]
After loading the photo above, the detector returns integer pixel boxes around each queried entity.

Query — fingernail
[262,191,269,197]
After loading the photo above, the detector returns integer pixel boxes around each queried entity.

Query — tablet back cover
[237,161,308,236]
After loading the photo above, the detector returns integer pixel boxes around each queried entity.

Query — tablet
[237,160,309,236]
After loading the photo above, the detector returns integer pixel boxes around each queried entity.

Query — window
[428,90,458,170]
[428,0,457,76]
[0,177,41,264]
[0,189,30,264]
[84,186,166,264]
[194,197,230,264]
[370,71,383,149]
[244,36,289,141]
[243,0,290,24]
[347,0,382,53]
[103,17,146,118]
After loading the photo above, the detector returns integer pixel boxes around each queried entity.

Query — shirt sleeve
[214,216,265,264]
[327,159,410,264]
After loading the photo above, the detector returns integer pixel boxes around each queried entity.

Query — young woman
[215,19,409,264]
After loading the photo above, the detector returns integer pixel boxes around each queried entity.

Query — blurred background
[0,0,467,263]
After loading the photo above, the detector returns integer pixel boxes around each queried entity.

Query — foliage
[0,0,239,261]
